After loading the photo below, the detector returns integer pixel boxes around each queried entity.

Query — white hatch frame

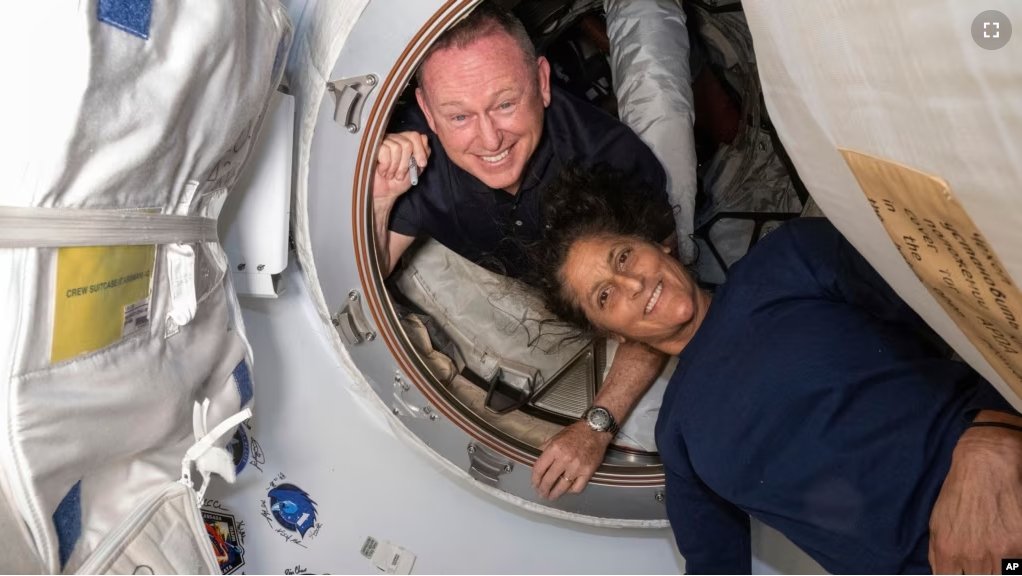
[297,0,668,524]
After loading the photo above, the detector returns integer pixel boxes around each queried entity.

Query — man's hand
[532,421,612,500]
[373,131,429,275]
[929,412,1022,574]
[373,131,430,202]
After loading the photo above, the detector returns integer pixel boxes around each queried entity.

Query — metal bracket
[326,74,378,133]
[332,290,376,346]
[484,359,540,414]
[466,442,513,487]
[391,371,426,419]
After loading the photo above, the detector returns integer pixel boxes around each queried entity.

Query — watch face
[587,407,611,431]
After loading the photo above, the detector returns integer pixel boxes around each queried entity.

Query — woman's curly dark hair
[523,162,677,337]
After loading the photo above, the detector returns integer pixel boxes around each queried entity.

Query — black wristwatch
[583,406,620,436]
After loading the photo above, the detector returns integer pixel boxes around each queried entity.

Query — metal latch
[466,442,513,487]
[333,290,376,346]
[326,74,378,133]
[391,371,428,419]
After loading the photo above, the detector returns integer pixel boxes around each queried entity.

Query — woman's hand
[929,412,1022,574]
[531,421,612,500]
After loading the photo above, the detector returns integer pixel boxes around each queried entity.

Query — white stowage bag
[394,239,589,387]
[0,1,291,573]
[605,0,699,265]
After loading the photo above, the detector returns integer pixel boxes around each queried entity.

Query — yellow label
[841,149,1022,399]
[52,245,157,363]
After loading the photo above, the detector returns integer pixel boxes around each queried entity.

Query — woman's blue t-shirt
[655,218,1016,574]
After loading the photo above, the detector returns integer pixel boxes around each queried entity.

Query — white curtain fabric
[743,0,1022,410]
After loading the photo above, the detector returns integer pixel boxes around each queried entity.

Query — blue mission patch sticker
[269,484,318,536]
[260,474,322,547]
[225,426,250,476]
[201,508,245,574]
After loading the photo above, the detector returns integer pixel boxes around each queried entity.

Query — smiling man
[373,4,669,278]
[372,4,674,500]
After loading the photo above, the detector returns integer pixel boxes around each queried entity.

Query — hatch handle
[332,290,376,346]
[326,74,378,134]
[467,442,514,487]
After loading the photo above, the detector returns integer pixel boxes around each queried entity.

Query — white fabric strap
[180,403,252,504]
[167,244,199,329]
[0,206,218,248]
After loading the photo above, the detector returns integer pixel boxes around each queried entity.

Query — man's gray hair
[415,3,538,88]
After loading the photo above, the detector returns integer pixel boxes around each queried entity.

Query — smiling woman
[526,162,681,336]
[527,165,1022,573]
[560,234,709,351]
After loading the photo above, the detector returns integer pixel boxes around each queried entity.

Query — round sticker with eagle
[260,474,322,547]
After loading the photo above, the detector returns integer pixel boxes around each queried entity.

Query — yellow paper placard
[52,245,156,363]
[841,149,1022,399]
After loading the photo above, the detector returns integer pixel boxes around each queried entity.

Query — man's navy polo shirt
[388,86,668,279]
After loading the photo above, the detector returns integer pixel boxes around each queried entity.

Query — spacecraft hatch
[292,0,788,524]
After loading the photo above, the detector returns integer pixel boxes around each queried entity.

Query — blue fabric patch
[53,481,82,569]
[233,361,254,407]
[97,0,152,40]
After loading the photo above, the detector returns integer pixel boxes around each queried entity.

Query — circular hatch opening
[358,0,666,485]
